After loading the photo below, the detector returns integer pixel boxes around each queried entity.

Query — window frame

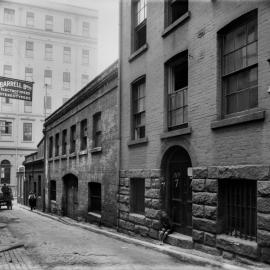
[70,124,76,153]
[62,129,67,155]
[64,18,72,34]
[45,15,53,31]
[45,44,53,60]
[50,180,56,201]
[25,41,34,58]
[80,119,88,151]
[63,72,70,89]
[4,8,15,24]
[44,69,52,87]
[82,21,90,37]
[0,160,11,184]
[63,47,71,63]
[26,11,34,27]
[88,182,101,214]
[23,122,32,142]
[130,178,145,214]
[82,49,89,65]
[0,120,12,136]
[49,136,53,158]
[55,133,60,156]
[93,112,102,148]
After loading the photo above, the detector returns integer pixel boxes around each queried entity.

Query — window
[82,21,90,36]
[45,15,53,31]
[70,124,76,153]
[132,0,147,52]
[219,179,257,241]
[82,49,89,65]
[3,65,12,77]
[63,72,70,89]
[49,136,53,158]
[166,51,188,130]
[80,119,87,150]
[50,180,56,201]
[0,121,12,136]
[38,175,41,196]
[63,47,71,63]
[166,0,188,26]
[25,41,34,58]
[23,123,32,141]
[64,18,71,33]
[81,74,89,87]
[130,178,145,214]
[55,133,59,156]
[4,38,13,55]
[132,77,145,140]
[2,98,12,104]
[44,70,52,87]
[44,96,52,110]
[25,67,33,81]
[220,11,258,115]
[24,101,32,113]
[93,112,101,148]
[45,44,53,60]
[4,8,15,24]
[26,12,34,27]
[1,160,11,184]
[88,182,101,214]
[62,129,67,155]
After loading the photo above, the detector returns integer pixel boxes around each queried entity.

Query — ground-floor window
[0,160,11,184]
[219,179,257,241]
[130,178,145,214]
[50,180,56,201]
[88,182,101,214]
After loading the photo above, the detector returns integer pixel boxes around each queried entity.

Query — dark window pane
[247,42,257,66]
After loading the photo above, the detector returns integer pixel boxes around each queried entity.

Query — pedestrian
[28,192,36,211]
[159,211,173,245]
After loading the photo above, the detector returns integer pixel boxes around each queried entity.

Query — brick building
[44,61,118,227]
[118,0,270,263]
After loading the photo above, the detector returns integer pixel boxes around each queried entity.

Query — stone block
[194,243,221,256]
[145,218,152,227]
[134,225,149,236]
[222,251,234,260]
[119,178,126,186]
[192,167,208,179]
[193,217,217,233]
[145,178,151,188]
[151,178,161,189]
[191,179,205,192]
[257,197,270,213]
[145,208,161,219]
[204,232,216,247]
[204,206,217,220]
[152,220,160,230]
[258,230,270,247]
[205,179,218,193]
[261,247,270,263]
[216,234,259,259]
[119,203,129,212]
[165,233,193,249]
[151,199,161,209]
[145,189,160,199]
[258,213,270,231]
[123,221,135,231]
[192,192,217,206]
[145,198,152,208]
[192,204,204,218]
[119,186,129,195]
[258,181,270,197]
[119,211,129,220]
[118,195,129,204]
[129,213,145,225]
[192,229,204,243]
[120,170,127,178]
[149,228,159,239]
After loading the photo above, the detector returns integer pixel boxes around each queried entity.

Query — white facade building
[0,0,98,194]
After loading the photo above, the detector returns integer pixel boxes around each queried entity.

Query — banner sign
[0,77,33,101]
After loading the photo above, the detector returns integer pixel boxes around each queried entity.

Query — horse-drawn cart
[0,192,13,210]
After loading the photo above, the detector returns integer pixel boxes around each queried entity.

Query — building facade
[44,61,118,227]
[0,0,98,193]
[118,0,270,263]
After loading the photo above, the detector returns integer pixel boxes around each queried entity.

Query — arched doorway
[161,146,192,236]
[1,160,11,184]
[63,174,78,219]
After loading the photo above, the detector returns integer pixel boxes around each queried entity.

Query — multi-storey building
[118,0,270,263]
[0,0,98,194]
[44,61,118,226]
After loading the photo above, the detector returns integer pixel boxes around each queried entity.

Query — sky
[55,0,119,73]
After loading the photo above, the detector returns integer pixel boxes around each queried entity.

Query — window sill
[54,156,60,161]
[88,211,101,219]
[160,126,192,139]
[69,152,76,158]
[127,137,148,147]
[61,154,67,159]
[162,11,190,38]
[90,147,102,154]
[128,43,148,63]
[79,150,88,156]
[211,109,265,129]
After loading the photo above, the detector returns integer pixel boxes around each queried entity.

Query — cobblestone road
[0,205,219,270]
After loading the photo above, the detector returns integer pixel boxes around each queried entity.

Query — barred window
[219,179,257,241]
[45,44,53,60]
[26,12,34,27]
[130,178,145,214]
[4,38,13,55]
[63,47,71,63]
[63,72,70,89]
[88,182,101,214]
[45,15,53,31]
[132,77,145,140]
[25,41,34,58]
[221,10,258,115]
[64,18,71,33]
[80,119,87,150]
[62,129,67,155]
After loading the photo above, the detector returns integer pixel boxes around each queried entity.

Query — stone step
[165,232,193,249]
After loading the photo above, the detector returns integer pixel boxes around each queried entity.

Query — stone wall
[192,165,270,263]
[118,169,162,239]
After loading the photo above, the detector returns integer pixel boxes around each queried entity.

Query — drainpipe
[116,0,122,231]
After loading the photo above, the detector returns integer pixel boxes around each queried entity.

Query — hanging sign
[0,76,33,101]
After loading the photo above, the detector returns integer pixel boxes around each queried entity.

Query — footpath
[18,204,269,270]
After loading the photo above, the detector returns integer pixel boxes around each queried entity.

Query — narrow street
[0,205,217,270]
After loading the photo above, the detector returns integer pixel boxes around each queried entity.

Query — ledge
[128,43,148,63]
[162,11,190,38]
[79,150,88,156]
[61,155,67,160]
[54,156,60,161]
[48,158,53,163]
[127,137,148,147]
[160,126,192,139]
[69,153,76,158]
[211,109,265,129]
[90,147,102,154]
